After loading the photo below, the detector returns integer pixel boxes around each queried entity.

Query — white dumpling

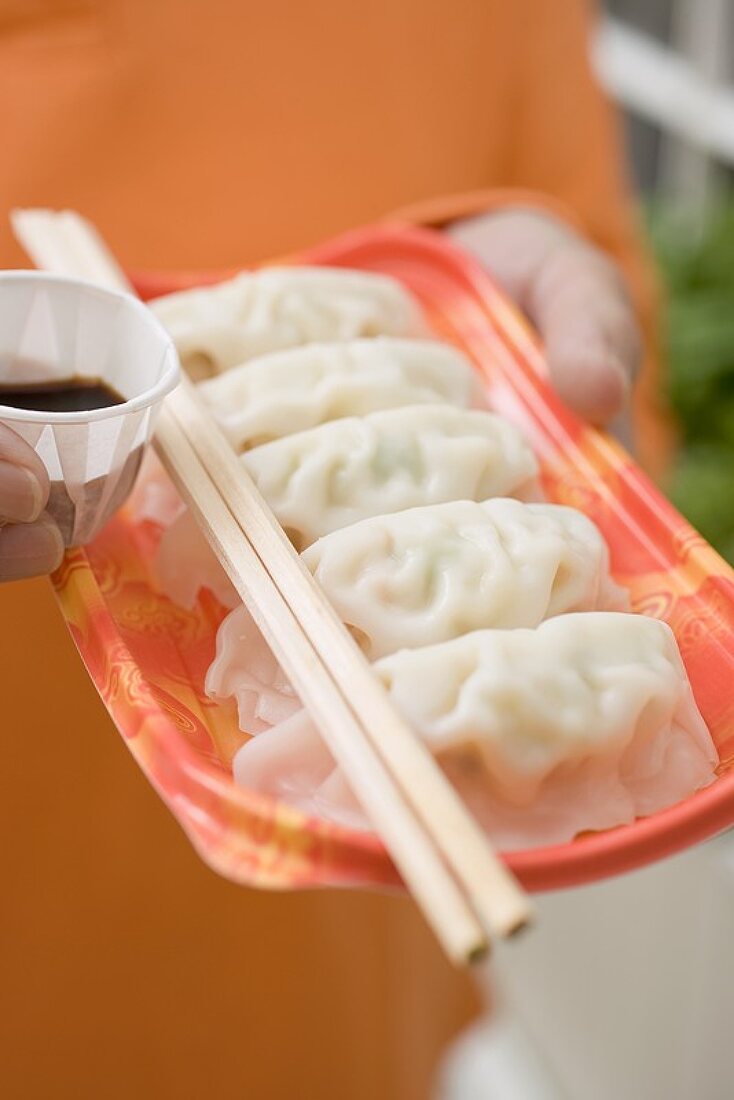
[155,509,239,611]
[373,613,714,802]
[301,498,628,658]
[198,338,482,451]
[230,613,717,848]
[151,267,427,379]
[241,405,540,549]
[206,492,626,736]
[204,598,298,733]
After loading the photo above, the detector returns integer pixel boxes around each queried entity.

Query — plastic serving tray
[52,223,734,893]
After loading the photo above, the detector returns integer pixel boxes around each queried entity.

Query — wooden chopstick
[10,209,132,289]
[168,378,531,939]
[12,210,490,963]
[155,403,488,963]
[12,207,532,957]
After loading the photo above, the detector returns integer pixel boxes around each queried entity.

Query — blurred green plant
[646,201,734,561]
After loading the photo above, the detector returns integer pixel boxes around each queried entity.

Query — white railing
[593,5,734,205]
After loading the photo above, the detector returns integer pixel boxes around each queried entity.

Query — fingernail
[0,461,44,523]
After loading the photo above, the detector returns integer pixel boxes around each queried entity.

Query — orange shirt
[0,4,662,1098]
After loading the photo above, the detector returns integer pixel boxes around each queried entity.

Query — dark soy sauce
[0,377,125,413]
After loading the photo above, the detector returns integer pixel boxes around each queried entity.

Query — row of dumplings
[147,267,717,850]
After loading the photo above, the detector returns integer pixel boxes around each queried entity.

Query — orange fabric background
[0,2,658,1097]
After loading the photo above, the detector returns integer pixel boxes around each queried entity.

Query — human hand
[0,424,63,581]
[447,209,642,425]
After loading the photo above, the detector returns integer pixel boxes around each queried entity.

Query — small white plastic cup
[0,271,180,546]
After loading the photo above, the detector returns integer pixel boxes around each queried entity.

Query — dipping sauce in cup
[0,272,180,546]
[0,378,125,413]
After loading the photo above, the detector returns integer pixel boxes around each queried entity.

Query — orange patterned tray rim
[52,223,734,893]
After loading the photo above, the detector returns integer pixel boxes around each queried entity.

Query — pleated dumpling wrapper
[241,405,540,550]
[151,267,427,379]
[300,498,628,658]
[154,405,539,605]
[229,613,718,849]
[206,496,626,732]
[198,338,482,451]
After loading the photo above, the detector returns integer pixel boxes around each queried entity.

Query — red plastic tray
[53,224,734,892]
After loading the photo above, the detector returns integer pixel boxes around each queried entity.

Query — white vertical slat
[593,16,734,179]
[659,0,731,207]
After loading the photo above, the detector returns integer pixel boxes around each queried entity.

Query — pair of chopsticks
[12,208,532,965]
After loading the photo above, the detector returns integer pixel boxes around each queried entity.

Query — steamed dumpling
[301,498,628,658]
[155,508,239,611]
[205,599,298,734]
[151,267,427,379]
[242,405,540,549]
[373,613,713,801]
[199,338,482,450]
[230,613,717,848]
[153,402,538,606]
[206,492,629,728]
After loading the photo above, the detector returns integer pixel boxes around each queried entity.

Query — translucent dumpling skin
[227,613,717,849]
[198,338,482,451]
[147,263,716,854]
[207,494,627,722]
[241,405,540,549]
[374,613,714,804]
[302,498,627,658]
[151,267,427,379]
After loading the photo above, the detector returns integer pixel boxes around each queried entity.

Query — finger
[545,329,630,425]
[448,209,568,306]
[0,423,49,522]
[0,460,47,523]
[448,211,642,424]
[529,245,642,424]
[0,515,64,582]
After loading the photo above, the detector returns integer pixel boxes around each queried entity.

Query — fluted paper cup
[0,271,180,545]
